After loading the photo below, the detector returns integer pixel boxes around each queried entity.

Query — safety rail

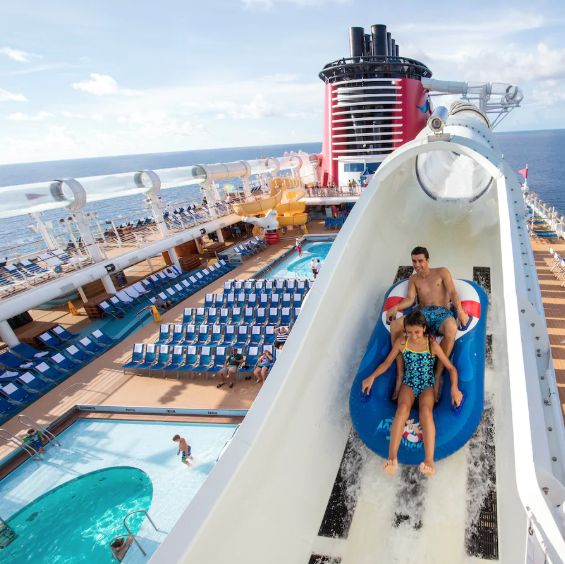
[216,425,239,462]
[123,509,161,557]
[17,414,61,447]
[0,428,42,462]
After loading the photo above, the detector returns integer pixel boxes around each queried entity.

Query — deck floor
[0,224,334,459]
[531,238,565,421]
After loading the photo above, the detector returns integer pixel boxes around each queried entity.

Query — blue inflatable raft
[349,279,488,465]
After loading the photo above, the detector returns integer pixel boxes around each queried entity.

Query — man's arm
[386,276,417,321]
[441,268,469,326]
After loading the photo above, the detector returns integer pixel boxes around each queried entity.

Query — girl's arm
[362,339,403,394]
[431,341,463,405]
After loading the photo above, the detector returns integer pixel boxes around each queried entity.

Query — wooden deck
[531,237,565,421]
[0,224,333,460]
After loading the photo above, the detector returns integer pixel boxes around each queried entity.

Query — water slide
[153,105,565,563]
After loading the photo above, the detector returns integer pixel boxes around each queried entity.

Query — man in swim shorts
[386,246,469,402]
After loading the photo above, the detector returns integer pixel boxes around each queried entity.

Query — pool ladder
[17,414,61,447]
[0,428,43,462]
[122,509,162,557]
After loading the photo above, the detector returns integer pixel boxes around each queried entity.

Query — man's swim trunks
[419,306,456,335]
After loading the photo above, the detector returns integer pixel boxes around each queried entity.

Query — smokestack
[386,32,392,58]
[349,27,365,58]
[371,24,387,57]
[391,39,396,58]
[395,43,399,57]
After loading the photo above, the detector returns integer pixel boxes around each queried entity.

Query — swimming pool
[264,241,333,279]
[0,419,237,563]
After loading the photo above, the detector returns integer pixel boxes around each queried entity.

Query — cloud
[6,111,53,121]
[0,88,27,102]
[241,0,348,8]
[72,73,140,96]
[0,46,33,63]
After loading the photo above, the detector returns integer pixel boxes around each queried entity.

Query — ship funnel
[349,27,365,58]
[415,103,496,203]
[391,38,396,57]
[386,32,392,57]
[371,24,387,57]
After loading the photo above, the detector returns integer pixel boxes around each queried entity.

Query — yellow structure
[232,176,308,228]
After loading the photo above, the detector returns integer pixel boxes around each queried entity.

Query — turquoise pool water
[0,419,238,563]
[265,241,333,279]
[1,466,152,563]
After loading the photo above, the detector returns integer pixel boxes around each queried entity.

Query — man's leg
[390,317,404,400]
[434,316,457,401]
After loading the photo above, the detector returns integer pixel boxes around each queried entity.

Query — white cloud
[0,88,27,102]
[0,46,33,63]
[6,111,53,121]
[72,73,140,96]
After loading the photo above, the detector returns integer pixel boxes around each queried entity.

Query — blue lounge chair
[182,308,194,324]
[286,279,297,293]
[197,325,211,345]
[90,329,116,348]
[223,281,233,293]
[236,292,246,307]
[158,324,172,344]
[205,293,215,308]
[282,293,292,308]
[211,346,228,373]
[151,345,172,375]
[123,344,145,373]
[259,294,269,308]
[0,395,18,420]
[270,294,281,309]
[229,307,241,324]
[35,361,67,382]
[78,337,105,356]
[221,325,236,347]
[275,280,286,293]
[219,308,230,324]
[255,280,266,293]
[256,307,267,325]
[267,307,280,325]
[234,281,244,293]
[243,307,255,324]
[264,281,274,294]
[183,323,196,343]
[99,301,124,319]
[12,342,50,361]
[240,346,259,375]
[195,308,207,324]
[17,371,52,393]
[0,350,35,370]
[243,280,254,294]
[171,324,185,344]
[247,293,257,307]
[207,307,219,324]
[193,346,214,375]
[293,293,303,307]
[294,307,301,319]
[50,325,78,343]
[250,325,263,345]
[281,307,292,325]
[263,326,276,345]
[0,382,33,405]
[235,325,250,346]
[64,344,93,365]
[38,331,65,349]
[210,325,223,345]
[178,345,198,376]
[163,345,185,378]
[225,293,235,308]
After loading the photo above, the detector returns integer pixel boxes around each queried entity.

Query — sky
[1,0,565,164]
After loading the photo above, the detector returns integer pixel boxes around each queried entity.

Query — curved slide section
[154,109,565,563]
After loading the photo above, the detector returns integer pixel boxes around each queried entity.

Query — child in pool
[173,434,193,466]
[361,310,462,477]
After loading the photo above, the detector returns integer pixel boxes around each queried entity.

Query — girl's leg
[418,387,436,477]
[385,385,415,476]
[261,366,268,382]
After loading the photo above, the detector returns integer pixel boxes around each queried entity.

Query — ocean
[0,131,562,257]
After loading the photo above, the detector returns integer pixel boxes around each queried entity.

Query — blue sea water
[0,131,563,254]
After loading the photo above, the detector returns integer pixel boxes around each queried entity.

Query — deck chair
[197,324,211,345]
[90,329,116,348]
[78,337,105,356]
[194,307,206,324]
[38,331,65,349]
[243,280,254,294]
[231,307,242,324]
[178,345,198,376]
[17,371,51,393]
[210,325,223,345]
[250,325,263,345]
[64,344,92,365]
[219,307,230,324]
[163,345,185,378]
[267,307,280,325]
[235,325,250,346]
[205,293,216,308]
[171,324,185,344]
[51,325,77,343]
[11,343,49,361]
[134,344,157,372]
[243,307,255,324]
[158,324,172,344]
[206,307,219,324]
[259,294,269,308]
[247,293,257,307]
[211,346,228,373]
[0,382,33,405]
[193,346,214,376]
[282,293,292,308]
[182,308,194,324]
[281,307,292,325]
[263,325,276,344]
[151,345,171,375]
[35,361,67,382]
[221,325,236,347]
[270,294,281,308]
[275,280,286,293]
[184,324,197,344]
[256,307,267,325]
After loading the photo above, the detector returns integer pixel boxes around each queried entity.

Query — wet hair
[172,435,180,442]
[403,310,429,334]
[27,429,35,434]
[111,538,125,549]
[411,246,429,260]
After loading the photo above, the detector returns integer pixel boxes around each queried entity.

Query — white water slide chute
[154,105,565,563]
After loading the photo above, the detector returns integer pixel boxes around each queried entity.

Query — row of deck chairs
[221,278,311,294]
[124,343,276,378]
[157,323,279,347]
[98,260,233,318]
[231,237,267,257]
[202,291,305,310]
[0,328,116,422]
[0,250,91,297]
[182,306,300,326]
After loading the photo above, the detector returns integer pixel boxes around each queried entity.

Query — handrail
[17,414,61,447]
[0,428,42,461]
[216,425,239,462]
[122,509,160,557]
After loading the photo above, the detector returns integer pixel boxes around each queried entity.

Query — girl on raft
[361,310,463,477]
